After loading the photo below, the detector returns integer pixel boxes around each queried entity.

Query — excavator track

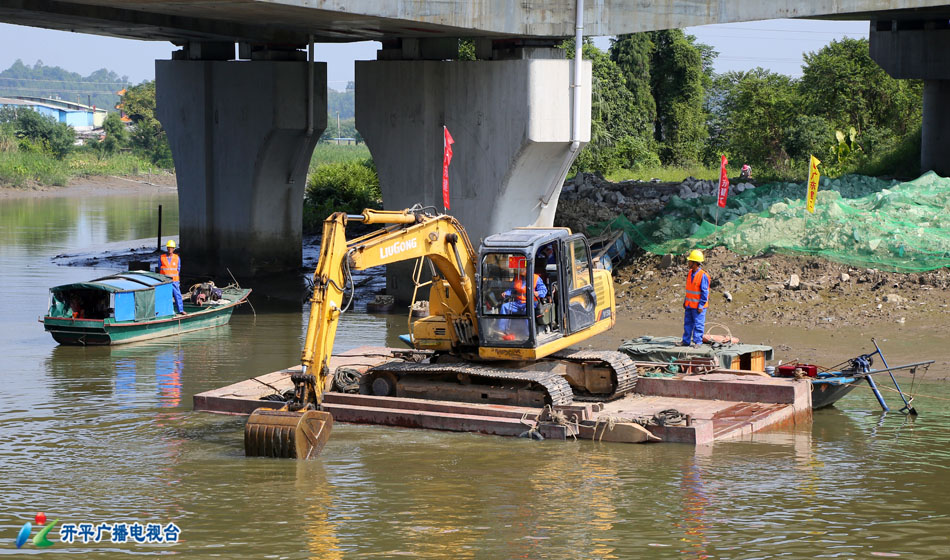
[363,361,575,406]
[550,349,639,401]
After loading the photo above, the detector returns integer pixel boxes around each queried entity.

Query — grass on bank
[0,151,165,188]
[309,143,371,169]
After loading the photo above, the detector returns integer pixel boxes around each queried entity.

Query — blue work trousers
[499,301,527,335]
[682,307,706,345]
[172,281,184,313]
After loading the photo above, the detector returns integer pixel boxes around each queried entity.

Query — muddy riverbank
[0,172,177,199]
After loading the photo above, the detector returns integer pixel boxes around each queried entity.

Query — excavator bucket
[244,408,333,459]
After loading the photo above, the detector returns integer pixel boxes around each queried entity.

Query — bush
[0,151,69,186]
[303,159,381,232]
[13,110,75,159]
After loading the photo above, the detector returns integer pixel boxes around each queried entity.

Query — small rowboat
[42,271,250,346]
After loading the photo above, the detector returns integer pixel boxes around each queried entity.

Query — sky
[0,18,869,90]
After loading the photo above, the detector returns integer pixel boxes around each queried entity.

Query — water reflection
[298,461,343,560]
[677,452,710,560]
[0,193,178,250]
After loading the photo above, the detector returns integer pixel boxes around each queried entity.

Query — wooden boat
[42,271,250,346]
[810,373,866,409]
[589,229,632,271]
[770,352,932,411]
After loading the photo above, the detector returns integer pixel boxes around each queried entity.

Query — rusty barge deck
[194,346,812,445]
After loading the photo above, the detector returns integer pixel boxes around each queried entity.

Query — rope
[539,405,579,441]
[592,415,619,442]
[703,322,736,344]
[332,367,362,393]
[250,376,289,400]
[854,376,950,402]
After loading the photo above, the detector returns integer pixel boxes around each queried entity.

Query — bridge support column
[156,59,326,278]
[870,21,950,176]
[356,49,590,300]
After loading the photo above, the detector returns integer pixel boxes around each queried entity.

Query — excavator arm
[246,207,479,459]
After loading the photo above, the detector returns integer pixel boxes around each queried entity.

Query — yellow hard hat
[687,249,704,263]
[166,240,176,249]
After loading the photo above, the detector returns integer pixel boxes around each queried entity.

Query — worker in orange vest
[499,257,547,341]
[679,249,709,348]
[160,240,184,314]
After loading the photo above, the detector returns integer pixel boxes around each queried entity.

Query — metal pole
[871,338,917,415]
[865,374,889,412]
[157,204,163,251]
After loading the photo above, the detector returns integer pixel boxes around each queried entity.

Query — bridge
[2,1,949,287]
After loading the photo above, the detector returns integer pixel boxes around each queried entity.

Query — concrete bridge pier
[156,51,327,280]
[356,47,591,300]
[870,20,950,176]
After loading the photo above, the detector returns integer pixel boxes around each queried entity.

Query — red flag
[717,155,730,209]
[442,126,454,210]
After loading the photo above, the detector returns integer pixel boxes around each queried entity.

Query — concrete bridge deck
[2,1,949,43]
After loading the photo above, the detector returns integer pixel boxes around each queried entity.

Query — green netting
[593,171,950,272]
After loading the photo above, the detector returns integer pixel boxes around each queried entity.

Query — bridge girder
[3,0,950,44]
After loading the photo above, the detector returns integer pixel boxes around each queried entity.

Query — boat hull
[811,377,862,409]
[44,288,249,346]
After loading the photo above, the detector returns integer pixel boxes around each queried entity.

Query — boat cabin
[47,271,177,322]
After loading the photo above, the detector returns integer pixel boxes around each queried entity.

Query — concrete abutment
[355,53,591,300]
[156,59,327,279]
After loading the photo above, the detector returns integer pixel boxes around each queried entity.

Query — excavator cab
[477,229,602,352]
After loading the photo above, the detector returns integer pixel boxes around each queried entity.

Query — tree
[14,109,74,159]
[648,30,709,165]
[714,69,801,167]
[0,59,129,110]
[800,38,922,136]
[563,39,657,174]
[99,112,129,155]
[609,33,656,133]
[121,81,173,168]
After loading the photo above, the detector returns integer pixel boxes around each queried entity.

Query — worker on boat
[69,295,84,319]
[500,257,547,341]
[679,249,709,348]
[160,240,185,315]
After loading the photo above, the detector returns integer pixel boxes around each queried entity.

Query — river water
[1,190,948,559]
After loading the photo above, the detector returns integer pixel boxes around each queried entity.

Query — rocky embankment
[554,173,950,336]
[555,172,755,234]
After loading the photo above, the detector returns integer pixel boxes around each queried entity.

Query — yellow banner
[806,155,821,213]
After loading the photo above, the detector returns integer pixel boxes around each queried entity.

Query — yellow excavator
[244,205,637,459]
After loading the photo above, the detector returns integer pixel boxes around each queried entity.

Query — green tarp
[619,335,774,368]
[596,171,950,272]
[134,289,155,320]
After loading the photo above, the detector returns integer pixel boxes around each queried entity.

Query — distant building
[0,96,108,130]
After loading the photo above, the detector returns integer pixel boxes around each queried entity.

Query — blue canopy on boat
[50,271,172,293]
[49,271,175,320]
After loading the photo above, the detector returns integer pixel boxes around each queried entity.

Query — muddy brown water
[1,189,949,558]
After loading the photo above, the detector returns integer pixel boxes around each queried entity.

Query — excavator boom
[245,207,479,459]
